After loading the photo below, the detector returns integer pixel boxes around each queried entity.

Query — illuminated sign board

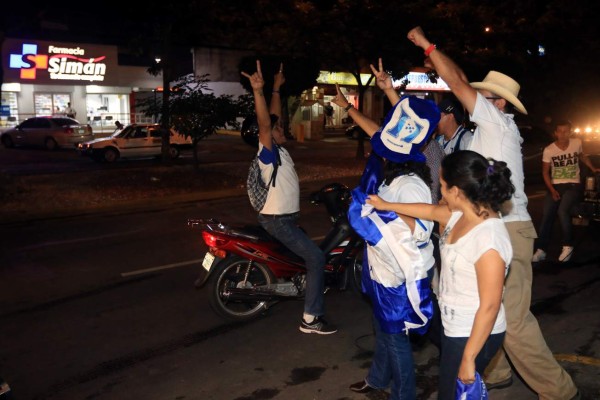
[317,71,375,86]
[317,70,449,91]
[393,72,450,91]
[4,39,118,85]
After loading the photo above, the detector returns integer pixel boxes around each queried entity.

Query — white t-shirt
[366,174,435,285]
[542,138,583,184]
[257,143,300,215]
[469,93,530,222]
[438,211,512,337]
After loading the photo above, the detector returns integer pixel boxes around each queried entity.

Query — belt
[553,183,581,187]
[259,212,299,218]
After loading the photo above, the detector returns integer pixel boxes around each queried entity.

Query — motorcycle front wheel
[207,255,276,321]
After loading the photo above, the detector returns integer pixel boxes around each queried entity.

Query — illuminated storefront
[1,38,164,133]
[293,70,450,139]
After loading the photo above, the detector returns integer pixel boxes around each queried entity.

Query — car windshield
[113,126,134,138]
[113,126,151,139]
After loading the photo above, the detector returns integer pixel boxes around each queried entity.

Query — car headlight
[78,143,91,150]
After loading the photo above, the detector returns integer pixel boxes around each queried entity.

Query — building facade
[1,38,167,133]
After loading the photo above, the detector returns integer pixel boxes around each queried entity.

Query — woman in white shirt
[366,150,514,399]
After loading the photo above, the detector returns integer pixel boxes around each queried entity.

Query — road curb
[0,176,361,225]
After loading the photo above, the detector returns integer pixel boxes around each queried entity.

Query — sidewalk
[0,130,366,225]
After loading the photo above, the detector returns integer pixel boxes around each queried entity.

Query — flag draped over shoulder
[348,97,439,335]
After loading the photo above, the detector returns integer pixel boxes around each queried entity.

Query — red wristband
[424,44,436,57]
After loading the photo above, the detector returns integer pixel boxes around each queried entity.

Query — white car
[78,123,192,162]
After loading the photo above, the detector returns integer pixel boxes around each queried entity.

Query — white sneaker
[558,246,574,262]
[532,249,546,262]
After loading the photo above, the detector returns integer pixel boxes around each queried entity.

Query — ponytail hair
[441,150,515,216]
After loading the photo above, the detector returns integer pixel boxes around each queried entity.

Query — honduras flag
[348,154,434,335]
[348,96,438,335]
[348,154,433,334]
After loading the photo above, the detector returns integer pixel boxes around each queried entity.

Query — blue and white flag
[348,97,439,335]
[455,372,488,400]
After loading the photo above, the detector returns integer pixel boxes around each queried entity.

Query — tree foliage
[6,0,600,132]
[137,74,246,168]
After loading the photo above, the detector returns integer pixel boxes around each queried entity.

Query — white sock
[303,313,315,323]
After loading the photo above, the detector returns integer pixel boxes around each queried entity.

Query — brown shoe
[349,380,373,393]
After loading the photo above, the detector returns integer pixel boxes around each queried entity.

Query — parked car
[0,117,93,150]
[77,123,192,163]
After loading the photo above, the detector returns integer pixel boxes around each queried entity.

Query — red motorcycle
[189,183,364,321]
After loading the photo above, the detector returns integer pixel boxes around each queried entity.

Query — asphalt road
[1,132,599,399]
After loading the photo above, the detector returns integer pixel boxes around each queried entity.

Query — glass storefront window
[86,94,131,128]
[34,93,71,116]
[1,92,19,126]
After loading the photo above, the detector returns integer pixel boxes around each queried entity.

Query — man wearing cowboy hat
[407,27,580,400]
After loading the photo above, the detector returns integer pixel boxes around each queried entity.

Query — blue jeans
[438,332,505,400]
[257,213,326,317]
[366,317,416,400]
[363,265,435,399]
[536,183,582,250]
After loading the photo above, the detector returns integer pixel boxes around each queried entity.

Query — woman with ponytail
[366,150,515,399]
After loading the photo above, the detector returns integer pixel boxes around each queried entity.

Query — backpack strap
[266,143,281,188]
[454,128,467,153]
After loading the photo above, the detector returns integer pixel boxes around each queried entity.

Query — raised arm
[366,194,451,226]
[407,27,477,115]
[241,60,272,150]
[457,249,505,384]
[270,63,285,120]
[331,84,380,137]
[370,58,400,106]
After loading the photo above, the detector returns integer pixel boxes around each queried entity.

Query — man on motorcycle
[241,61,336,335]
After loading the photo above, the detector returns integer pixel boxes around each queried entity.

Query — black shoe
[299,316,337,334]
[349,380,373,393]
[485,376,513,390]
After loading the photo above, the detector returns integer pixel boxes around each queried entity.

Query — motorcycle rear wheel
[346,254,364,295]
[207,255,276,321]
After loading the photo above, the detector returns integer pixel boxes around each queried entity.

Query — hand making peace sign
[370,58,393,91]
[241,60,265,91]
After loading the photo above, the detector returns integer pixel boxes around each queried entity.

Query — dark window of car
[19,119,38,129]
[23,118,51,129]
[37,119,52,128]
[117,126,133,138]
[132,127,147,138]
[150,128,162,138]
[51,118,77,127]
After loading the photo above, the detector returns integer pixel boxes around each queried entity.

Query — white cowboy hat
[471,71,528,114]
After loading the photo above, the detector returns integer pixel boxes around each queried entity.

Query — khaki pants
[484,220,577,400]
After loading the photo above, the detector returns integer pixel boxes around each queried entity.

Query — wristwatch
[344,103,354,112]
